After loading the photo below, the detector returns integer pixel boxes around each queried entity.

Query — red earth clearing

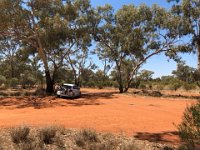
[0,88,197,145]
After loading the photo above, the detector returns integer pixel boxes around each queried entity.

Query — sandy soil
[0,88,197,145]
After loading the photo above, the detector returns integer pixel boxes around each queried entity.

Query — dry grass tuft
[10,125,30,144]
[0,125,175,150]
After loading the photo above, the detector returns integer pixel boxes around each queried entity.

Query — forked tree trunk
[37,40,54,94]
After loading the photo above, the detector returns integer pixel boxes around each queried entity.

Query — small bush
[10,92,21,96]
[0,75,6,86]
[0,91,9,97]
[100,133,119,150]
[87,81,96,87]
[183,83,196,91]
[178,102,200,150]
[139,83,146,89]
[75,129,99,147]
[24,92,33,96]
[97,84,104,89]
[10,126,30,144]
[150,91,162,97]
[169,82,182,91]
[135,90,162,97]
[75,135,85,147]
[121,140,138,150]
[39,126,57,144]
[10,78,19,88]
[34,88,46,96]
[155,84,165,91]
[81,129,99,142]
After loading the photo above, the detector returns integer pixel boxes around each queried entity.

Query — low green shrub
[139,83,146,89]
[169,82,182,91]
[178,102,200,150]
[0,75,6,86]
[155,84,165,90]
[183,83,197,91]
[9,78,19,88]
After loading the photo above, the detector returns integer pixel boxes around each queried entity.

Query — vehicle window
[73,86,80,90]
[61,85,72,89]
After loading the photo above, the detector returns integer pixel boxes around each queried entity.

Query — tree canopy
[0,0,197,93]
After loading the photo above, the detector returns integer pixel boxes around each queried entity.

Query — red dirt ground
[0,88,197,145]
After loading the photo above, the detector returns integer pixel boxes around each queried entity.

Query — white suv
[56,84,81,98]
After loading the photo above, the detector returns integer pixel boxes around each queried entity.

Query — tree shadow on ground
[134,131,181,145]
[133,90,200,100]
[81,91,118,100]
[0,91,118,109]
[163,94,200,100]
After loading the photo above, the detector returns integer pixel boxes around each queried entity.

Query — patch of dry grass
[0,125,176,150]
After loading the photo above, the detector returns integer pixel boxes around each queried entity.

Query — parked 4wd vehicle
[56,84,81,98]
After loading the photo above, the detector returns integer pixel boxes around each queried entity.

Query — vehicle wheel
[69,91,74,98]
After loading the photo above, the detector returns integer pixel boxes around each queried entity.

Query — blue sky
[90,0,197,78]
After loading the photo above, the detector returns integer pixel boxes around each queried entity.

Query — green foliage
[0,75,6,85]
[155,84,165,91]
[183,83,196,91]
[178,101,200,150]
[0,0,94,93]
[168,79,182,91]
[138,70,154,81]
[138,83,147,89]
[0,0,196,93]
[93,3,189,93]
[9,78,19,88]
[168,0,200,73]
[172,63,195,83]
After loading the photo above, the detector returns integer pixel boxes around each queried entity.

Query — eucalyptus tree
[172,62,195,83]
[0,0,94,93]
[168,0,200,70]
[0,37,19,78]
[61,0,96,86]
[0,0,67,92]
[93,4,191,93]
[92,47,113,77]
[138,70,154,81]
[66,48,96,86]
